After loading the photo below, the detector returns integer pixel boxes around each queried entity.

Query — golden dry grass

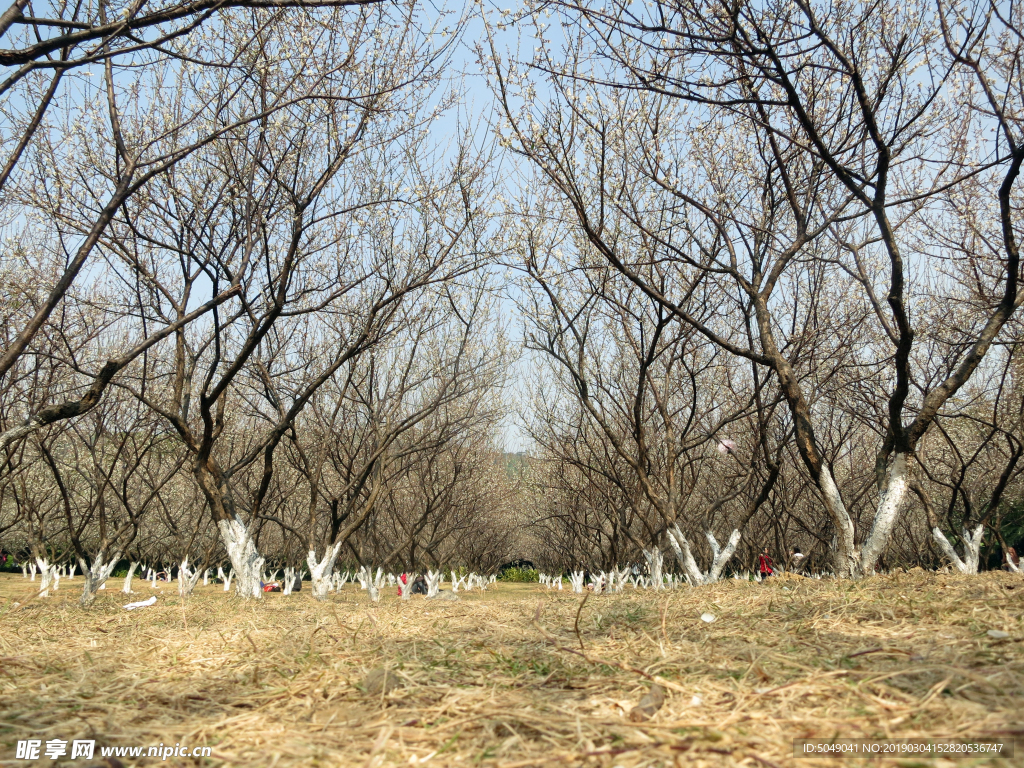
[1,570,1022,767]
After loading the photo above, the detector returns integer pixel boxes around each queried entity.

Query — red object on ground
[758,554,774,576]
[397,573,408,596]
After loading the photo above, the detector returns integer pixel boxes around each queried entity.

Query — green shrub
[498,567,539,583]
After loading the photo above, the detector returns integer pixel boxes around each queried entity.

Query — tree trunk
[666,527,742,585]
[643,547,664,589]
[307,543,343,602]
[859,453,910,576]
[398,573,413,600]
[34,557,53,597]
[177,558,203,596]
[817,467,860,577]
[79,556,118,607]
[365,566,383,602]
[122,561,138,594]
[216,517,265,599]
[196,460,265,599]
[932,524,985,574]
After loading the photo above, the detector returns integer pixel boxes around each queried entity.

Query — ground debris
[627,682,665,721]
[363,667,403,696]
[1,572,1021,767]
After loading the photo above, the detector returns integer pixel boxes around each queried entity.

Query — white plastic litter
[124,596,157,610]
[690,695,703,707]
[987,629,1009,639]
[700,612,717,623]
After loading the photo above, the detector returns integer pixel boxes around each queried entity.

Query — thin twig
[533,601,688,694]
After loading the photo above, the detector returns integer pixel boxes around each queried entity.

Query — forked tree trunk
[666,527,741,585]
[932,525,985,574]
[398,573,413,600]
[79,556,118,607]
[425,570,441,597]
[365,566,383,602]
[178,559,203,596]
[816,453,911,578]
[307,543,343,601]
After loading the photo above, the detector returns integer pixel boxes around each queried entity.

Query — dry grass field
[1,570,1022,768]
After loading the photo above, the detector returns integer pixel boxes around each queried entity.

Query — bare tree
[490,0,1023,576]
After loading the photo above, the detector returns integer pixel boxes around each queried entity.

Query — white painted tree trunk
[29,562,36,580]
[666,527,741,585]
[569,570,585,593]
[818,465,860,578]
[308,543,343,601]
[150,569,158,588]
[643,548,664,590]
[68,562,76,579]
[178,558,203,596]
[1006,552,1021,574]
[366,567,384,602]
[425,570,441,597]
[122,562,139,594]
[859,453,910,576]
[217,566,225,583]
[666,528,704,585]
[613,566,630,592]
[932,525,985,574]
[20,563,26,577]
[202,568,209,586]
[34,557,53,597]
[398,573,413,600]
[223,568,234,591]
[217,517,264,599]
[52,572,60,591]
[79,557,118,606]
